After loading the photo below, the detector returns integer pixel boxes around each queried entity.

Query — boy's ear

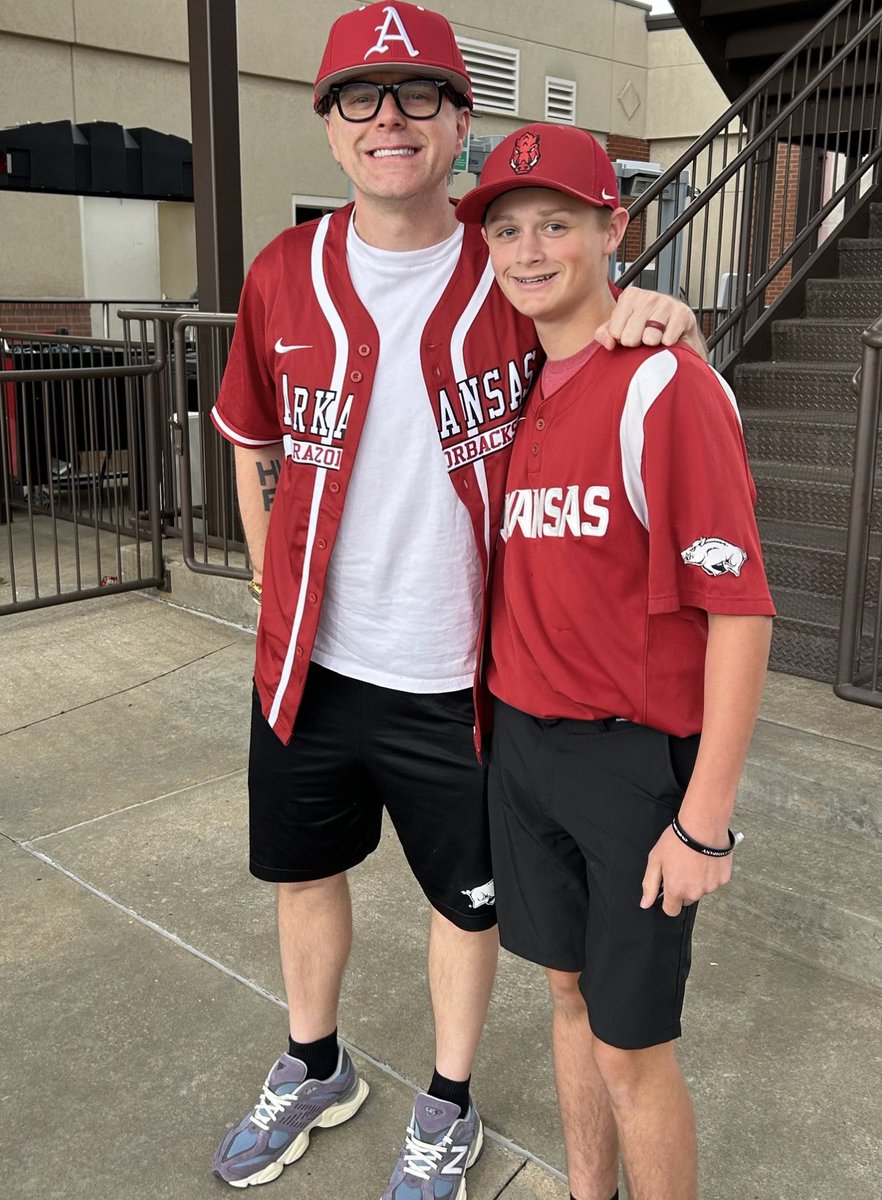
[480,225,489,245]
[606,207,630,254]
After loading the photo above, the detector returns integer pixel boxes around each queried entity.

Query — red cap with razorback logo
[455,124,620,223]
[314,2,473,108]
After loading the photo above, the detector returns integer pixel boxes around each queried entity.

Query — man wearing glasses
[210,4,701,1196]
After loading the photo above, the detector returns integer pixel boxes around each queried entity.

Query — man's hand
[639,824,732,917]
[596,286,706,356]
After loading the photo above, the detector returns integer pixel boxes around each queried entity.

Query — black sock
[426,1069,471,1118]
[287,1029,339,1080]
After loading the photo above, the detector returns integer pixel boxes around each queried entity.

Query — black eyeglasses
[323,78,462,122]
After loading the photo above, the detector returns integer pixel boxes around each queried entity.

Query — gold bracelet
[247,580,263,604]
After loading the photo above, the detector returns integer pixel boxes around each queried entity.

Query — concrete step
[743,408,859,471]
[771,318,866,363]
[707,806,882,988]
[838,237,882,277]
[805,276,882,320]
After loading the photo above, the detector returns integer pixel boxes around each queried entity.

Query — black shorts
[488,699,701,1050]
[248,664,497,931]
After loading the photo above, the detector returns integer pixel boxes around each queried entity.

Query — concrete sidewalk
[2,592,880,1199]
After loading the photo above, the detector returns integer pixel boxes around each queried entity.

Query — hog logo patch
[461,879,496,909]
[510,131,540,175]
[681,537,748,577]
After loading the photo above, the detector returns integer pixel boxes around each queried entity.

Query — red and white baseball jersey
[488,343,776,736]
[212,203,539,745]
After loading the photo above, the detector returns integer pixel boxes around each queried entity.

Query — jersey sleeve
[210,259,283,448]
[628,348,775,617]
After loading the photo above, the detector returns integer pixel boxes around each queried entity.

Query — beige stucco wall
[157,201,197,301]
[646,26,728,140]
[1,1,726,301]
[1,192,84,295]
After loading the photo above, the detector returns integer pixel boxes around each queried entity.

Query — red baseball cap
[314,3,473,108]
[456,124,620,224]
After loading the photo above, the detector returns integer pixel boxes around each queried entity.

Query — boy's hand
[596,287,705,356]
[640,824,732,917]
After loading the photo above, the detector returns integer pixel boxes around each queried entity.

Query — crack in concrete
[0,641,242,735]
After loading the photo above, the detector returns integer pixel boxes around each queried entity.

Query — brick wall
[0,301,92,337]
[606,134,652,266]
[765,143,801,304]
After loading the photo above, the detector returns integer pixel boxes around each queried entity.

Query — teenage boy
[456,123,775,1200]
[210,4,704,1194]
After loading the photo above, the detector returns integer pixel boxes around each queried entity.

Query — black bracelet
[671,815,736,857]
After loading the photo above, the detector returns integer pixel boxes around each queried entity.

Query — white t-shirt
[310,218,483,692]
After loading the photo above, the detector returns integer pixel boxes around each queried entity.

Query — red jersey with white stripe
[488,343,775,736]
[212,204,539,745]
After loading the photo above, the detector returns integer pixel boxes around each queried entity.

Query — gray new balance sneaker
[213,1048,369,1188]
[382,1093,484,1200]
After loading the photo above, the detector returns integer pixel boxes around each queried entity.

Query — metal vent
[457,38,519,115]
[545,77,577,124]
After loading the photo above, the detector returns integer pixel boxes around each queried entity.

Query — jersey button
[317,537,328,550]
[531,443,540,455]
[295,645,303,658]
[350,369,363,382]
[358,343,371,357]
[329,481,340,493]
[308,592,318,604]
[535,417,546,430]
[432,365,442,378]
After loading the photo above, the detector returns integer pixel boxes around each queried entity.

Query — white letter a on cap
[365,5,420,59]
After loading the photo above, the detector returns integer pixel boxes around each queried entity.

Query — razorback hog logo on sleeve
[510,130,540,175]
[681,536,748,577]
[435,351,537,472]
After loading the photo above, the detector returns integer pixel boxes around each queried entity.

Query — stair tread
[769,587,845,626]
[751,460,854,484]
[742,407,857,426]
[758,519,850,550]
[772,317,869,329]
[736,361,856,376]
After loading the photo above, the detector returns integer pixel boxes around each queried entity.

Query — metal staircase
[623,0,882,683]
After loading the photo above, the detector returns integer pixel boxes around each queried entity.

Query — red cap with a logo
[456,124,620,224]
[314,3,473,108]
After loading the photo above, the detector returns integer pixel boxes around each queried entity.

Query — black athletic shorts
[488,699,701,1050]
[248,664,497,932]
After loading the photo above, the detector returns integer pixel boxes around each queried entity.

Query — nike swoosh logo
[274,339,312,354]
[601,189,616,202]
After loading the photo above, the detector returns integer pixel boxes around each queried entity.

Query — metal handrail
[615,0,882,369]
[835,315,882,707]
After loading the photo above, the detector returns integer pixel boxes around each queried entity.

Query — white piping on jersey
[619,350,742,531]
[268,213,347,730]
[450,256,497,570]
[210,405,280,447]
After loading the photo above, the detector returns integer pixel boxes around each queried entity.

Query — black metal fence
[1,307,248,614]
[0,327,166,612]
